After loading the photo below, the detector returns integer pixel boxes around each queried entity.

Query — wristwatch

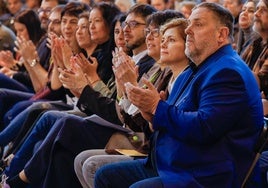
[29,59,38,67]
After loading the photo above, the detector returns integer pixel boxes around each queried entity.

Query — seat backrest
[254,117,268,153]
[241,117,268,187]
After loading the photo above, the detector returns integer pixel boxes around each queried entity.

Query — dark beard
[126,37,145,51]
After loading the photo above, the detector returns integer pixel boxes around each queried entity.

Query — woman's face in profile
[114,21,127,52]
[89,8,110,44]
[239,1,256,29]
[145,24,161,61]
[160,27,186,65]
[7,0,23,15]
[14,22,30,40]
[76,17,91,50]
[61,14,79,44]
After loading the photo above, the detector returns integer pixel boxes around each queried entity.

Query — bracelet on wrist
[29,59,38,67]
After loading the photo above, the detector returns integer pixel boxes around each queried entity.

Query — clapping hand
[58,55,88,97]
[112,47,138,95]
[0,66,17,77]
[0,50,16,69]
[72,53,100,85]
[14,36,38,65]
[124,78,161,122]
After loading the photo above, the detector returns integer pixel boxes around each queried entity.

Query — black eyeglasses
[37,8,51,15]
[122,21,146,29]
[144,28,160,38]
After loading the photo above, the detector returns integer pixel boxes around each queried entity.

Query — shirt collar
[132,50,147,65]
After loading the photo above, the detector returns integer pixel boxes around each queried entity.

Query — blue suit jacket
[150,45,263,187]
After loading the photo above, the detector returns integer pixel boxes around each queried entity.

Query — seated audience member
[241,0,268,120]
[74,12,188,188]
[236,0,259,55]
[38,0,61,32]
[151,0,169,11]
[0,0,25,33]
[0,0,64,92]
[223,0,244,48]
[0,22,16,53]
[253,0,268,186]
[0,9,46,92]
[115,0,135,13]
[0,9,58,130]
[176,1,196,19]
[25,0,42,12]
[250,0,268,99]
[94,3,263,188]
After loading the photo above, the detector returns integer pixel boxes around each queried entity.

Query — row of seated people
[0,0,266,188]
[0,1,160,187]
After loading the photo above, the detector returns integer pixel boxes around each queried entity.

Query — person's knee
[41,110,66,121]
[74,151,86,174]
[28,102,52,110]
[41,111,57,119]
[83,157,100,177]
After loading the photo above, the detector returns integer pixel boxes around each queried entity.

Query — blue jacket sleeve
[153,68,263,144]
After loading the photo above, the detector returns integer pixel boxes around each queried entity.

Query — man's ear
[218,26,229,43]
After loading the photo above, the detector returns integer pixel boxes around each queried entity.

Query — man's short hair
[126,3,157,19]
[61,1,90,18]
[194,2,234,41]
[146,10,184,28]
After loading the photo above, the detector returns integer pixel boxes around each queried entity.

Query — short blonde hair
[160,18,188,41]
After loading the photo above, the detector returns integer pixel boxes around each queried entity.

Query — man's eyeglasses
[122,21,146,29]
[37,8,51,15]
[144,28,160,38]
[48,19,61,25]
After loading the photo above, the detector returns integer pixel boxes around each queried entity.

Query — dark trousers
[0,74,33,92]
[95,160,161,188]
[0,89,33,130]
[5,111,68,178]
[24,115,116,188]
